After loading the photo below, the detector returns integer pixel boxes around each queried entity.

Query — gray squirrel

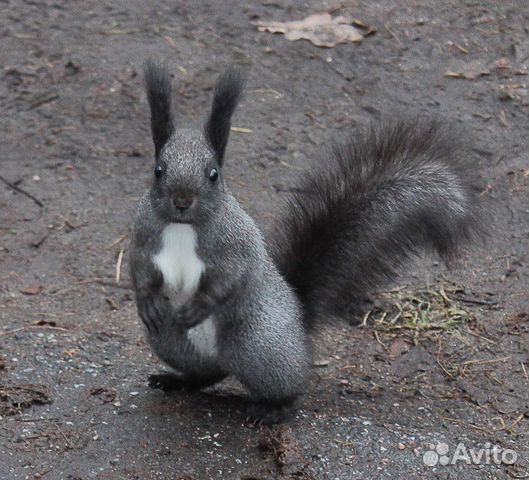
[130,60,481,424]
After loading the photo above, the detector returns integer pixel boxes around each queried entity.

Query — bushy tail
[270,118,482,329]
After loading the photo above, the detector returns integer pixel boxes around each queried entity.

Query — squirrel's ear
[205,67,245,166]
[144,60,174,158]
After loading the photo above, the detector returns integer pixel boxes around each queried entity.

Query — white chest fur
[153,224,218,359]
[153,224,205,298]
[187,316,218,359]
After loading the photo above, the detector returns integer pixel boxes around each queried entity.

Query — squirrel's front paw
[138,295,169,335]
[172,297,213,329]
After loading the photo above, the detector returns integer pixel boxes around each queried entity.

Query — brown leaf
[20,285,43,295]
[0,356,5,370]
[444,57,515,81]
[33,319,57,327]
[106,297,119,311]
[90,386,117,403]
[389,338,411,357]
[256,13,366,48]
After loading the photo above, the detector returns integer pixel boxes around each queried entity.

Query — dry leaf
[445,59,492,80]
[494,57,511,70]
[256,13,365,48]
[445,69,490,80]
[20,285,43,295]
[313,358,330,367]
[499,109,509,127]
[163,35,176,49]
[90,386,117,403]
[33,319,57,327]
[106,297,119,311]
[389,338,411,357]
[444,57,516,81]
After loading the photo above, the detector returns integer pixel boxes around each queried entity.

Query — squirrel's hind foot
[148,371,225,392]
[245,398,296,426]
[148,372,189,391]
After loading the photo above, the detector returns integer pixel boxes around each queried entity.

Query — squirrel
[129,60,481,424]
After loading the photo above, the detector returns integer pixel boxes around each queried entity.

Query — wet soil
[1,1,528,479]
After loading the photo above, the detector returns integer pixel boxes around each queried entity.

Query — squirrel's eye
[154,165,164,178]
[209,168,219,182]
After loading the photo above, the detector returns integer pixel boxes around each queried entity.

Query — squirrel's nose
[172,194,194,211]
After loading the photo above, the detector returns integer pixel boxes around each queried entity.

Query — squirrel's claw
[245,400,295,426]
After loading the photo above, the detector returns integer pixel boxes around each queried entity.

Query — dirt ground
[1,0,528,479]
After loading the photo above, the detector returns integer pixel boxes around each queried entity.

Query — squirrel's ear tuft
[205,67,245,165]
[144,59,174,158]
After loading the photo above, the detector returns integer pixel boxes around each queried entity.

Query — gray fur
[271,118,482,328]
[130,134,310,403]
[130,64,481,422]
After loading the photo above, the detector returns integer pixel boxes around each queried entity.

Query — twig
[485,371,503,386]
[19,417,62,422]
[466,328,497,345]
[452,295,498,306]
[108,234,126,249]
[0,327,24,337]
[57,426,78,452]
[384,23,403,47]
[0,325,68,337]
[88,278,132,290]
[248,88,283,99]
[361,310,371,327]
[439,416,496,433]
[498,414,524,436]
[460,356,511,367]
[436,336,453,378]
[0,175,43,207]
[521,362,528,381]
[230,127,253,133]
[373,330,389,351]
[29,94,59,110]
[373,329,387,350]
[453,41,469,54]
[101,28,140,35]
[319,56,354,81]
[115,249,124,284]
